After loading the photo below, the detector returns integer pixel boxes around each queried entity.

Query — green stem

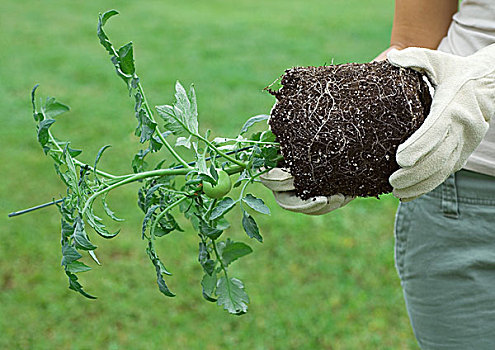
[47,129,124,180]
[204,198,218,222]
[81,167,190,215]
[196,134,246,168]
[214,138,279,146]
[136,83,192,170]
[211,239,228,277]
[81,162,249,216]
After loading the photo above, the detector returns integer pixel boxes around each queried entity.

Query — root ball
[268,61,432,199]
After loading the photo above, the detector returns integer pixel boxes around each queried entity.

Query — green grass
[0,0,418,348]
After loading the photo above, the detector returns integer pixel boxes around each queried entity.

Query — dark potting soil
[268,61,432,199]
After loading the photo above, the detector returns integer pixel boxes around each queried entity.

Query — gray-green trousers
[394,169,495,349]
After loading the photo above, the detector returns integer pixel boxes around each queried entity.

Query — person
[261,0,495,348]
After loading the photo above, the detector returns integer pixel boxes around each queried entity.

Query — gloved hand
[386,44,495,201]
[260,168,354,215]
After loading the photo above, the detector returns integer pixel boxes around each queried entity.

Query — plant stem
[211,239,228,277]
[47,129,124,180]
[81,167,190,215]
[81,162,250,216]
[196,134,247,169]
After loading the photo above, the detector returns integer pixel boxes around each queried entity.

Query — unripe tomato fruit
[203,170,232,199]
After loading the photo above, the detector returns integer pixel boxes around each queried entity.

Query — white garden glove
[386,44,495,201]
[260,168,354,215]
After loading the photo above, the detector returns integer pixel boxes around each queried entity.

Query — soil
[267,61,432,199]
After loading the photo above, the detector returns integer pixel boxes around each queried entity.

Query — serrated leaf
[73,217,97,250]
[242,211,262,242]
[142,204,160,238]
[61,243,82,266]
[102,196,124,222]
[155,105,185,136]
[66,271,97,299]
[216,277,249,315]
[66,261,92,273]
[155,212,182,237]
[201,273,217,302]
[61,219,74,238]
[242,194,270,215]
[118,42,135,75]
[136,109,157,143]
[260,130,276,142]
[146,243,175,297]
[220,240,253,266]
[203,259,216,275]
[43,97,70,119]
[210,197,236,220]
[155,82,199,137]
[239,114,269,134]
[199,221,223,240]
[85,208,120,239]
[97,10,119,56]
[37,119,55,149]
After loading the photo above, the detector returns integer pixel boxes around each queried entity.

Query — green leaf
[260,130,277,142]
[102,196,124,222]
[97,10,119,56]
[199,221,223,240]
[242,211,262,242]
[146,243,175,297]
[73,217,97,250]
[117,42,135,75]
[209,164,218,182]
[198,242,210,265]
[66,271,97,299]
[85,208,120,239]
[210,197,236,220]
[155,105,185,136]
[216,277,249,315]
[94,145,111,175]
[31,84,41,121]
[61,219,74,238]
[66,261,92,273]
[203,259,216,275]
[220,240,253,267]
[155,82,199,136]
[242,194,270,215]
[37,119,55,150]
[43,97,70,119]
[136,109,157,143]
[142,204,160,238]
[61,243,82,266]
[201,273,217,302]
[239,114,269,134]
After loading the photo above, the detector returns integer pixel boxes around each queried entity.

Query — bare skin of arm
[374,0,458,61]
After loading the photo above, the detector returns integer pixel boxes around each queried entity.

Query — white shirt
[437,0,495,176]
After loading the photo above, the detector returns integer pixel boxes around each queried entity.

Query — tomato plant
[18,10,281,315]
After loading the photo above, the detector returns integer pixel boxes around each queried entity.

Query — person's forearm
[374,0,458,61]
[392,0,458,49]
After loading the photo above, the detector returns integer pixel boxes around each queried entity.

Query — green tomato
[203,170,232,199]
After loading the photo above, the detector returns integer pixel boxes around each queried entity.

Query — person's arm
[374,0,458,61]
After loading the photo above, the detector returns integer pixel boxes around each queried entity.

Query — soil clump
[268,61,432,199]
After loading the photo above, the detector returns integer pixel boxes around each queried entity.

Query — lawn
[0,0,418,348]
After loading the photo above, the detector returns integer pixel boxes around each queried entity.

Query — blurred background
[0,0,418,348]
